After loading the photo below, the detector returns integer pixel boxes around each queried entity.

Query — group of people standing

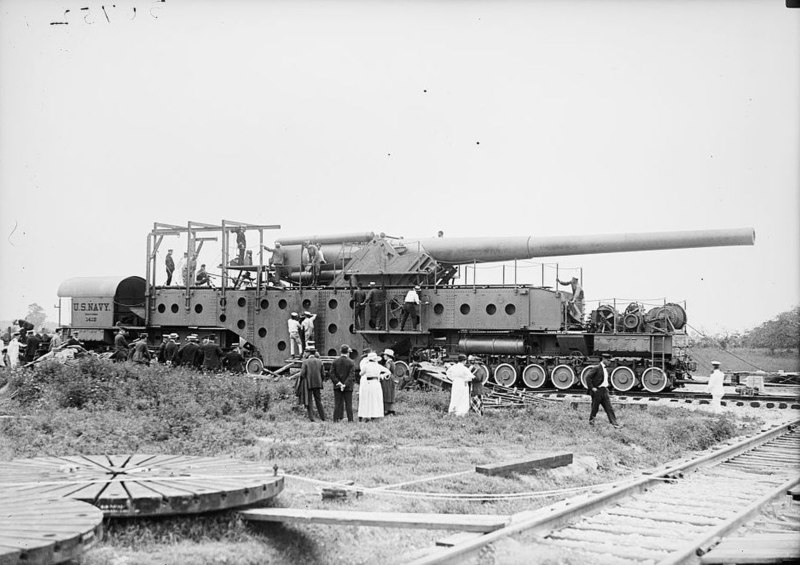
[1,322,82,368]
[287,311,318,358]
[294,345,399,423]
[445,354,486,416]
[111,328,245,372]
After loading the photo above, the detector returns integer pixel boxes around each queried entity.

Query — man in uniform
[400,285,423,331]
[297,345,326,422]
[353,282,367,330]
[557,276,585,325]
[113,328,129,362]
[235,226,247,264]
[585,353,620,428]
[195,264,213,287]
[305,241,325,286]
[287,313,303,358]
[223,345,245,373]
[364,282,386,330]
[301,311,317,348]
[200,335,224,371]
[330,345,356,422]
[380,349,397,415]
[12,319,34,340]
[165,249,175,285]
[706,361,725,414]
[131,333,151,365]
[24,331,41,363]
[262,242,289,282]
[164,333,179,365]
[175,335,200,367]
[49,328,64,352]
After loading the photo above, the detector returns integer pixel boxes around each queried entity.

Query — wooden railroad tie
[475,452,573,477]
[239,509,510,532]
[321,480,362,500]
[700,534,800,564]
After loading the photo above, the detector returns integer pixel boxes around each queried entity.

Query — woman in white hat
[446,354,472,416]
[358,351,388,421]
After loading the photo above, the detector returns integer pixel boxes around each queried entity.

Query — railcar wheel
[473,363,490,385]
[493,363,517,387]
[521,364,547,389]
[245,357,264,375]
[393,360,409,380]
[641,367,668,393]
[551,364,576,390]
[611,366,638,392]
[580,366,593,389]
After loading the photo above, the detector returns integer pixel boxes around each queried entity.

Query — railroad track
[483,384,800,410]
[408,419,800,564]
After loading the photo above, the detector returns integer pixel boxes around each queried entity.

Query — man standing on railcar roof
[557,276,585,325]
[262,242,289,282]
[585,353,621,428]
[165,249,175,286]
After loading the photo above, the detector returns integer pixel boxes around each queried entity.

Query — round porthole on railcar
[460,304,471,315]
[237,320,246,330]
[349,324,356,334]
[328,349,337,357]
[302,299,311,309]
[258,328,267,338]
[328,324,338,334]
[505,304,516,315]
[277,341,287,351]
[237,297,246,307]
[219,314,227,323]
[171,304,179,313]
[329,299,338,309]
[158,304,166,313]
[434,303,444,315]
[486,304,497,315]
[194,304,203,314]
[278,299,287,309]
[260,299,269,310]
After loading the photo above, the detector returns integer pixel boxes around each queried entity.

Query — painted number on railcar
[72,298,113,326]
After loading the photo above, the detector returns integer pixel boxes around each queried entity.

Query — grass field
[0,357,783,565]
[689,346,799,373]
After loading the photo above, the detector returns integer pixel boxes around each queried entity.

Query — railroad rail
[407,418,800,564]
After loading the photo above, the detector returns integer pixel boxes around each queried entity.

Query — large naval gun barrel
[409,227,755,264]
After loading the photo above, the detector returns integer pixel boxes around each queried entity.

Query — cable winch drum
[458,337,526,355]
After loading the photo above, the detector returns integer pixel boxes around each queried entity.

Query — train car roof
[57,276,146,298]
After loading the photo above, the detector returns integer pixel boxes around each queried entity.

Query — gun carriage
[56,222,754,394]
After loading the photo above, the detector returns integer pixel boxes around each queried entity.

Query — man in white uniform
[447,354,473,416]
[706,361,725,414]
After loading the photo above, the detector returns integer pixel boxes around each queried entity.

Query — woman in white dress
[447,354,472,416]
[7,335,21,368]
[358,352,387,421]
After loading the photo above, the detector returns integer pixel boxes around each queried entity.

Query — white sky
[1,0,798,335]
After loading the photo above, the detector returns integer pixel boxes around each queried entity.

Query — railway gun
[56,221,755,394]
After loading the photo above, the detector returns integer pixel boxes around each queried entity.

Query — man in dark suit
[585,353,621,428]
[353,283,367,330]
[297,346,326,421]
[200,335,224,371]
[330,345,356,422]
[165,249,175,285]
